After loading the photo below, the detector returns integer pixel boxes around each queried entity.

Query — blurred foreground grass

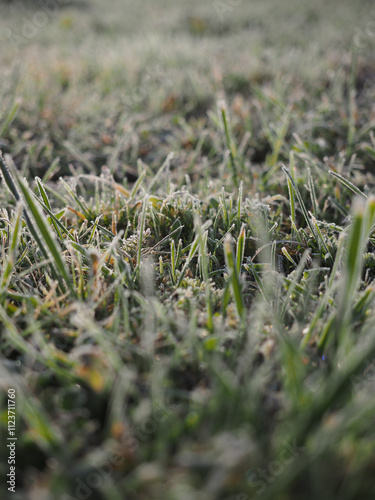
[1,1,375,499]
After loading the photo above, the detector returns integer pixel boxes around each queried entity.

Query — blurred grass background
[1,1,375,500]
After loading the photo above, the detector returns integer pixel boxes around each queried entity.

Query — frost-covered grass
[1,1,375,499]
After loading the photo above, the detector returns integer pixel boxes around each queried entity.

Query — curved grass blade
[329,171,367,199]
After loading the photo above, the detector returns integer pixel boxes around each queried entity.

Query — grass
[1,0,375,499]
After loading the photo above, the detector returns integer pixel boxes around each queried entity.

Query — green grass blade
[221,106,238,187]
[196,218,213,332]
[170,238,176,285]
[329,171,367,199]
[308,168,318,216]
[236,224,246,274]
[41,157,60,183]
[224,235,245,319]
[134,196,149,281]
[282,166,319,244]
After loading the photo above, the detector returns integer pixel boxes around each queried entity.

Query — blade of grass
[221,106,238,187]
[133,195,149,281]
[236,224,246,274]
[282,166,319,244]
[224,235,245,320]
[329,171,367,199]
[196,217,213,332]
[308,168,318,216]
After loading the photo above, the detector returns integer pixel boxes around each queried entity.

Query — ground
[1,1,375,499]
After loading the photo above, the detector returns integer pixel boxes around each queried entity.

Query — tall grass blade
[236,224,246,274]
[308,168,318,216]
[224,235,245,319]
[134,196,149,281]
[221,107,238,187]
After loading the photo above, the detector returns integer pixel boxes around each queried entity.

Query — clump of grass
[1,2,375,499]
